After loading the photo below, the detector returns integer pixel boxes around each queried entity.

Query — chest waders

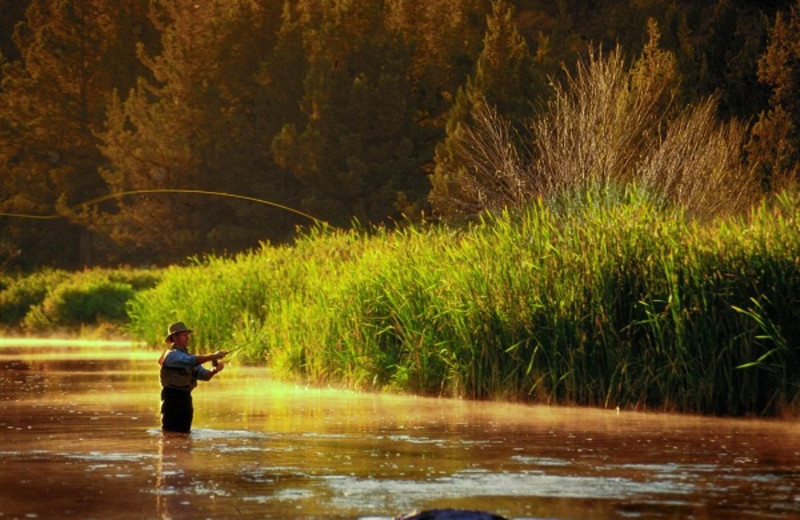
[160,365,198,433]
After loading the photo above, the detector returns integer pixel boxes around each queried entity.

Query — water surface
[1,340,799,519]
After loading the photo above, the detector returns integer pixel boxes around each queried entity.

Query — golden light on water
[0,350,154,361]
[0,337,149,362]
[0,337,145,347]
[3,338,800,519]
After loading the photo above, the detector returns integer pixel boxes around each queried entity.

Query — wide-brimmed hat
[165,321,193,343]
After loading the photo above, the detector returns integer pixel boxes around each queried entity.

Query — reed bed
[128,188,800,416]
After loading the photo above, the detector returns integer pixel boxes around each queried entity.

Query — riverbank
[126,189,800,417]
[3,190,799,417]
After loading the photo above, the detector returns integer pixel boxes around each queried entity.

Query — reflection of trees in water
[38,359,134,372]
[0,360,31,371]
[156,433,196,519]
[0,357,143,395]
[0,362,43,401]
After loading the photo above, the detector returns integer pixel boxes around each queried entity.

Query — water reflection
[156,433,195,519]
[1,340,800,519]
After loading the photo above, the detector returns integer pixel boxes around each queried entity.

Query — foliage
[432,41,759,220]
[25,279,133,329]
[0,0,152,268]
[1,268,160,331]
[1,0,798,422]
[271,1,438,226]
[95,0,294,264]
[0,0,795,269]
[746,0,800,191]
[127,188,800,416]
[0,269,70,325]
[430,0,542,218]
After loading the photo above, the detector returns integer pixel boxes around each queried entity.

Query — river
[1,339,799,519]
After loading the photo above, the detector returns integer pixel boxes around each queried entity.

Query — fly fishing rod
[0,188,326,225]
[211,343,248,367]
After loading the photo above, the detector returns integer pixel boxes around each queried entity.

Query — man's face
[173,331,190,348]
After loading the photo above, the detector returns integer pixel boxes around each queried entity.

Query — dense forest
[1,0,798,270]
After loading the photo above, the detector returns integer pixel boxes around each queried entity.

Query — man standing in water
[158,322,227,433]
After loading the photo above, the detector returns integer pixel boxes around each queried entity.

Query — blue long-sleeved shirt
[160,348,213,390]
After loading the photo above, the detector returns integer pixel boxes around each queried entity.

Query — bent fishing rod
[212,343,249,367]
[0,188,326,225]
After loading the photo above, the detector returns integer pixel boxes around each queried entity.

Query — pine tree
[746,0,800,190]
[429,0,540,218]
[0,0,149,268]
[271,0,427,226]
[97,0,291,264]
[629,18,681,136]
[385,0,490,126]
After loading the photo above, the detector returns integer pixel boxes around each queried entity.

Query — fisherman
[158,322,226,433]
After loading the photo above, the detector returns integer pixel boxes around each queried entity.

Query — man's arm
[194,351,226,365]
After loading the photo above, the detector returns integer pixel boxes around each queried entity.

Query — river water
[1,339,799,520]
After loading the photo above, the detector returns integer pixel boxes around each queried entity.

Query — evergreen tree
[429,0,540,218]
[271,0,428,226]
[746,0,800,190]
[385,0,490,127]
[0,0,149,268]
[629,18,681,125]
[97,0,291,264]
[1,0,795,270]
[257,2,307,135]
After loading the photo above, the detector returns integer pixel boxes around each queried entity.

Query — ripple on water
[161,428,272,441]
[0,449,157,464]
[319,468,696,511]
[509,455,571,467]
[62,451,158,463]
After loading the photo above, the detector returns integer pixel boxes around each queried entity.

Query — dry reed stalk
[451,45,758,220]
[445,100,529,214]
[528,46,671,199]
[638,95,759,218]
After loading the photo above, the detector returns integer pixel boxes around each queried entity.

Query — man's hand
[196,351,228,366]
[214,361,225,374]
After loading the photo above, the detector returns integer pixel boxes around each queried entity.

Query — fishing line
[0,188,325,224]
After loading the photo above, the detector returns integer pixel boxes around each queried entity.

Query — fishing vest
[159,349,198,391]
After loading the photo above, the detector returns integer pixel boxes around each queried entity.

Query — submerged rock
[396,509,509,520]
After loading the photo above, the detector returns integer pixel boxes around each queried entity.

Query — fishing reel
[212,350,228,367]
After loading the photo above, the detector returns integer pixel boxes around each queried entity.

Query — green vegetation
[122,187,799,416]
[1,269,160,334]
[3,186,797,416]
[2,0,799,269]
[2,1,799,418]
[0,269,70,326]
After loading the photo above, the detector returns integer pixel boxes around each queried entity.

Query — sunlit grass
[126,188,800,417]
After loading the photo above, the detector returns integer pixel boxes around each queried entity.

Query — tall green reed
[128,189,800,416]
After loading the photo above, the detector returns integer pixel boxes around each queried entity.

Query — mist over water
[1,340,799,519]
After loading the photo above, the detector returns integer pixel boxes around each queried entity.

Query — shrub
[24,275,134,330]
[0,269,70,325]
[432,43,759,221]
[7,268,161,331]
